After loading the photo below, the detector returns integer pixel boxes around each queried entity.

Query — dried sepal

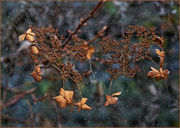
[53,88,74,108]
[18,28,35,42]
[81,44,95,59]
[104,92,121,107]
[155,49,165,68]
[75,98,92,111]
[30,46,39,54]
[154,36,165,46]
[147,67,170,81]
[19,34,26,42]
[30,66,42,82]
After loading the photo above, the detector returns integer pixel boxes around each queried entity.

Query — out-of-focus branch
[1,87,37,110]
[26,99,35,127]
[1,114,32,126]
[61,0,105,47]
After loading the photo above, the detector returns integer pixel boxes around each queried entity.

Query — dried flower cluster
[18,0,169,112]
[99,26,164,80]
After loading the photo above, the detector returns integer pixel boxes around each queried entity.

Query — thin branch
[1,87,37,110]
[26,99,35,127]
[61,0,104,47]
[109,79,113,96]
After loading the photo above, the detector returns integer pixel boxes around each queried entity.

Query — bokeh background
[1,1,179,127]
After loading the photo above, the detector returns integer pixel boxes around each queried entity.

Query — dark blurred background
[1,1,179,127]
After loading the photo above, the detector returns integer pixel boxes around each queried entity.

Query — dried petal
[26,34,34,42]
[112,92,121,96]
[151,67,160,73]
[26,28,32,34]
[19,34,26,42]
[109,97,118,105]
[31,46,39,54]
[88,46,95,53]
[82,104,92,110]
[53,95,64,103]
[86,52,92,59]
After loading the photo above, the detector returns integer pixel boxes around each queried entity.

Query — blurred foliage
[1,1,179,127]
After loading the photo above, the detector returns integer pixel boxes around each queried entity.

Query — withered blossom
[19,28,35,42]
[147,67,169,81]
[30,66,42,82]
[75,98,92,111]
[53,88,74,108]
[104,92,121,107]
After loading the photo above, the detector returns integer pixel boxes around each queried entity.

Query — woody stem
[61,0,104,47]
[148,57,160,70]
[157,44,164,51]
[109,79,113,96]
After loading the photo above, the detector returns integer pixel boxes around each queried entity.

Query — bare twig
[61,0,104,47]
[26,99,35,127]
[1,114,32,126]
[1,87,37,110]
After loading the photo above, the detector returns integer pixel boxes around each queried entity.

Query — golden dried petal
[151,67,160,73]
[19,34,26,42]
[26,28,32,34]
[88,46,95,53]
[82,104,92,110]
[60,88,65,97]
[34,66,41,74]
[31,46,39,54]
[66,97,73,104]
[75,102,81,106]
[26,35,34,42]
[162,70,170,79]
[58,99,67,108]
[78,105,81,111]
[86,52,92,59]
[53,95,64,103]
[30,71,36,77]
[82,45,89,50]
[29,32,35,36]
[64,90,74,99]
[104,98,111,107]
[109,97,118,105]
[106,95,110,100]
[34,75,42,82]
[112,92,121,96]
[81,98,88,105]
